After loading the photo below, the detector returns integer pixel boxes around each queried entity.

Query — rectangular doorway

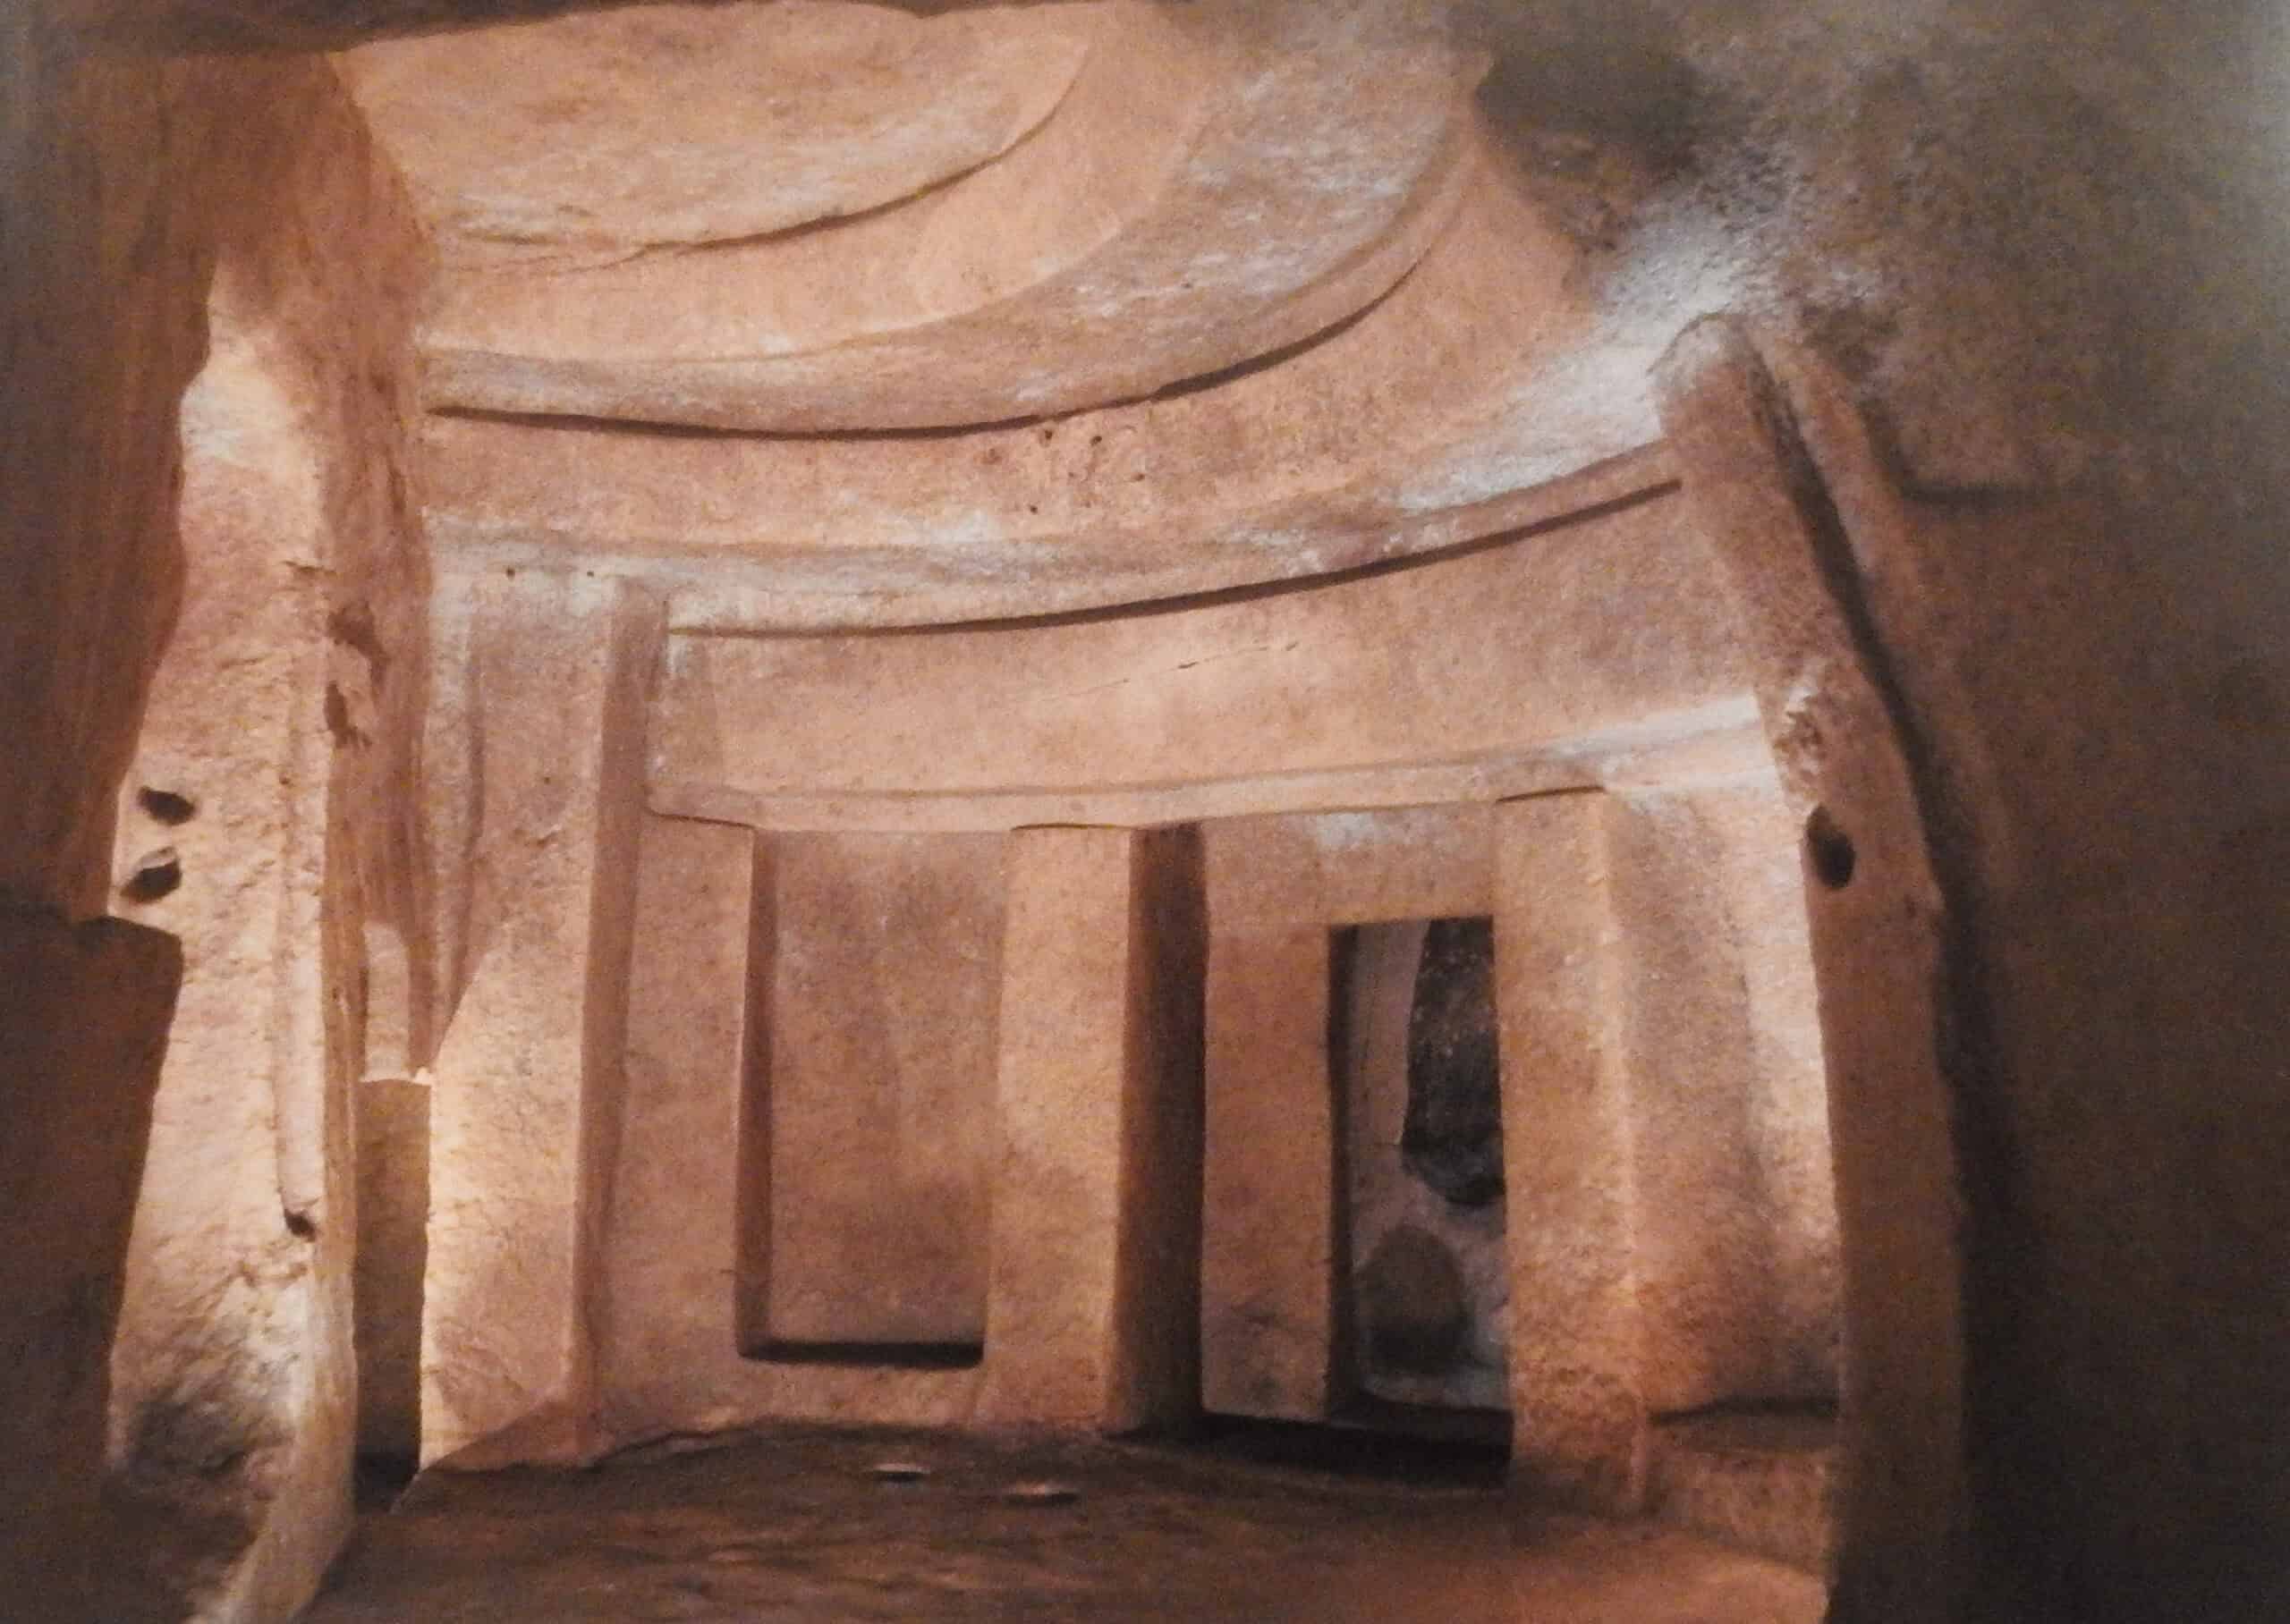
[1331,918,1509,1434]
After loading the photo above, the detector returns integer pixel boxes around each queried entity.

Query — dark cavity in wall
[120,848,182,903]
[1332,918,1510,1420]
[1401,918,1503,1208]
[137,787,198,825]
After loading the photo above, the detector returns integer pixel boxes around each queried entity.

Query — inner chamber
[351,479,1847,1570]
[77,4,1849,1612]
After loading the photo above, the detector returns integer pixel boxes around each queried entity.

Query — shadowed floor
[305,1425,1826,1622]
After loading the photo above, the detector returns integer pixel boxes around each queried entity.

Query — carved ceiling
[340,3,1096,265]
[318,1,1684,625]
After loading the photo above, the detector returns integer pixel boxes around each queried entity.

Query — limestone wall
[651,491,1763,830]
[0,15,433,1621]
[1197,787,1836,1443]
[0,25,208,1609]
[0,24,212,917]
[382,468,1750,1469]
[599,816,994,1441]
[9,5,2290,1622]
[749,833,1005,1355]
[404,490,1837,1473]
[95,54,433,1624]
[0,912,181,1621]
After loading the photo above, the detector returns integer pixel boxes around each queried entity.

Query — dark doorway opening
[1331,918,1509,1424]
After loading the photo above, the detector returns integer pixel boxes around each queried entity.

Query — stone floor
[1650,1408,1837,1571]
[305,1425,1828,1622]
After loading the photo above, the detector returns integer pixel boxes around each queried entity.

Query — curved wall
[650,486,1762,828]
[567,485,1843,1497]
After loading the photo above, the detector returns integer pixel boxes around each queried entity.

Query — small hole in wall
[120,848,182,903]
[1806,806,1857,890]
[138,786,197,825]
[284,1208,318,1240]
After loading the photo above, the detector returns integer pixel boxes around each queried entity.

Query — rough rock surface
[97,51,432,1624]
[977,827,1203,1434]
[1200,808,1505,1427]
[1650,1410,1837,1574]
[338,3,1094,267]
[12,4,2290,1622]
[419,575,661,1471]
[601,816,992,1443]
[0,28,216,915]
[756,833,1004,1351]
[352,1078,430,1461]
[1400,917,1504,1208]
[106,339,354,1621]
[411,151,1602,627]
[1200,924,1340,1423]
[407,3,1202,373]
[1492,791,1643,1510]
[64,0,739,51]
[1193,782,1829,1438]
[1360,1224,1472,1374]
[647,494,1751,811]
[301,1427,1827,1623]
[0,909,179,1621]
[411,23,1487,430]
[1340,918,1510,1414]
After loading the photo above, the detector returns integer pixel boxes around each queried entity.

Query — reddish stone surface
[0,909,180,1619]
[9,4,2290,1620]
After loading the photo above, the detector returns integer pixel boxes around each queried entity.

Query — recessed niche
[1804,805,1855,890]
[136,785,198,825]
[1333,917,1509,1419]
[119,846,182,903]
[735,832,1003,1368]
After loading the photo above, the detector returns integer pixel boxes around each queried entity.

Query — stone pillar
[601,816,769,1436]
[420,574,661,1468]
[100,73,436,1606]
[1604,789,1789,1415]
[980,825,1203,1434]
[1200,926,1339,1420]
[0,910,179,1617]
[1492,791,1644,1511]
[1691,781,1842,1403]
[599,816,993,1443]
[1657,321,1969,1619]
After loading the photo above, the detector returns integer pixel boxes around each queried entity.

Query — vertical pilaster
[1658,320,1968,1618]
[1200,926,1339,1420]
[980,825,1202,1433]
[420,573,660,1467]
[1603,789,1782,1414]
[1494,790,1645,1511]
